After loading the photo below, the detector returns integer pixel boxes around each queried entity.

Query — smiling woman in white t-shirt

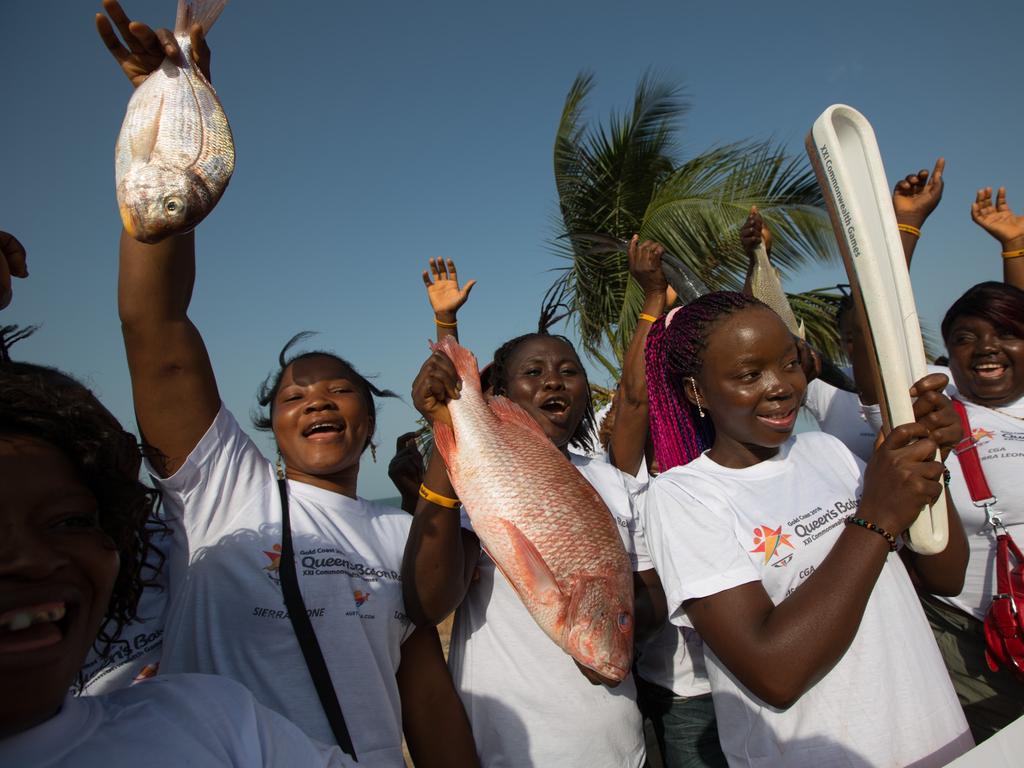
[97,6,477,765]
[918,281,1024,742]
[0,357,349,767]
[641,291,973,767]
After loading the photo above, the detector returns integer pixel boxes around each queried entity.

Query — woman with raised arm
[642,291,972,767]
[96,4,477,766]
[403,258,663,766]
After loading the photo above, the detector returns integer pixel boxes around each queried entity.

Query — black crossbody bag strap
[277,478,358,760]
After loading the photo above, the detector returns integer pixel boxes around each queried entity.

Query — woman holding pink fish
[96,4,477,766]
[641,291,972,766]
[404,266,664,767]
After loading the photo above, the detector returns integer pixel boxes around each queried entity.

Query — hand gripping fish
[431,336,635,681]
[806,104,948,554]
[115,0,234,243]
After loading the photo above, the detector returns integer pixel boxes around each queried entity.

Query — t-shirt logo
[971,427,994,444]
[353,590,370,608]
[263,543,283,585]
[750,525,795,565]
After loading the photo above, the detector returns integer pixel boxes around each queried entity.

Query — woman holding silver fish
[97,3,477,766]
[641,291,972,766]
[404,269,663,767]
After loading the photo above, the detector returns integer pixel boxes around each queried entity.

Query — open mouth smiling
[0,601,73,656]
[301,420,346,441]
[973,361,1009,380]
[539,396,571,422]
[757,407,797,431]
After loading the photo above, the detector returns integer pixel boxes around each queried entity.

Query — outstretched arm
[892,158,944,266]
[402,261,480,625]
[609,236,674,476]
[971,186,1024,290]
[100,2,219,475]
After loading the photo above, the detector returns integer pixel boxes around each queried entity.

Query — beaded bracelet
[897,223,922,237]
[1001,248,1024,259]
[434,317,458,329]
[845,516,898,552]
[639,313,658,324]
[419,483,461,509]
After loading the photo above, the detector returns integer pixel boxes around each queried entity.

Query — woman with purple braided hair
[641,292,973,767]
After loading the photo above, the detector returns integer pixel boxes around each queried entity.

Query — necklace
[989,406,1024,422]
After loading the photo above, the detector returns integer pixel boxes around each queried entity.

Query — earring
[276,451,285,480]
[689,377,705,418]
[370,442,378,463]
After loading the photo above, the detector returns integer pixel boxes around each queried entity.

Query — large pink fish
[432,336,634,681]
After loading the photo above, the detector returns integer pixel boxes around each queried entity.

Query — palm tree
[546,73,845,382]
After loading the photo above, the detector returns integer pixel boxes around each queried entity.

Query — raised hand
[422,258,476,322]
[96,0,211,87]
[892,158,944,228]
[628,236,668,299]
[971,186,1024,250]
[0,232,28,311]
[740,206,773,259]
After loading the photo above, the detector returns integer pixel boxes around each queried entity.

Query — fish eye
[164,197,184,214]
[617,612,632,632]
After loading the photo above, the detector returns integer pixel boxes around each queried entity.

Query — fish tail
[430,336,482,392]
[175,0,229,36]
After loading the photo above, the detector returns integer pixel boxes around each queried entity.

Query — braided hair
[645,292,764,471]
[489,332,597,454]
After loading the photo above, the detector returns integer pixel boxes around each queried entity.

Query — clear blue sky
[3,0,1021,498]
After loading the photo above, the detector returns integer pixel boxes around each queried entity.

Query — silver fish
[749,242,805,338]
[115,0,234,243]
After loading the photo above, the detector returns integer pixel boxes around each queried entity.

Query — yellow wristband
[1001,248,1024,259]
[897,223,921,237]
[639,313,658,324]
[434,317,458,329]
[419,483,461,509]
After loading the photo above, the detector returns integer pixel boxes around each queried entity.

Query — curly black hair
[488,332,596,454]
[252,332,398,451]
[0,327,160,663]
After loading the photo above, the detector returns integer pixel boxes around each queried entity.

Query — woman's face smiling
[271,355,373,496]
[0,436,119,737]
[695,307,806,469]
[946,314,1024,408]
[504,337,588,452]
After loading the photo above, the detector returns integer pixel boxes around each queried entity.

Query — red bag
[952,399,1024,682]
[982,533,1024,681]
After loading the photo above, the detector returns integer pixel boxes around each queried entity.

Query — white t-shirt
[449,454,649,767]
[803,374,877,462]
[79,526,171,693]
[0,674,350,767]
[645,432,972,768]
[635,622,710,698]
[152,406,413,765]
[933,369,1024,620]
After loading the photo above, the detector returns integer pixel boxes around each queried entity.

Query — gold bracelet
[419,483,461,509]
[897,223,921,237]
[639,313,658,324]
[1002,248,1024,259]
[434,317,458,329]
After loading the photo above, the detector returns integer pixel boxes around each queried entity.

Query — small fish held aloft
[115,0,234,243]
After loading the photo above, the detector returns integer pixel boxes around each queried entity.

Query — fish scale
[114,0,234,243]
[431,336,634,680]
